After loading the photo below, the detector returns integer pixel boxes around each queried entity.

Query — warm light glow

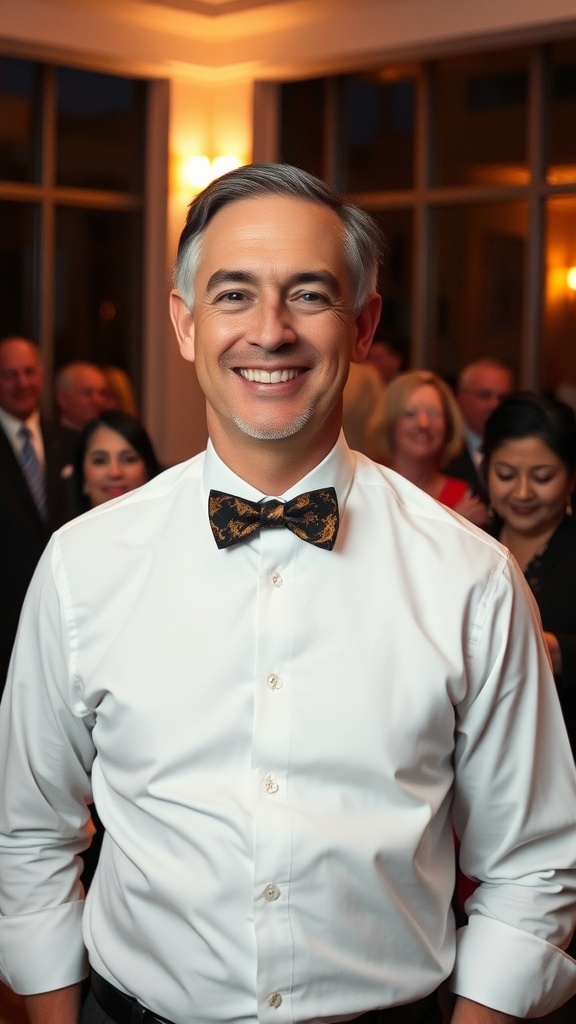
[568,267,576,292]
[181,155,213,191]
[179,154,243,193]
[212,155,242,177]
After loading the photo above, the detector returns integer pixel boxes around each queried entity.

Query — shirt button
[263,774,279,794]
[263,883,281,901]
[267,673,282,690]
[271,571,283,588]
[268,993,283,1009]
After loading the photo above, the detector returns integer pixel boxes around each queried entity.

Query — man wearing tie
[1,166,576,1024]
[444,359,513,504]
[0,335,77,694]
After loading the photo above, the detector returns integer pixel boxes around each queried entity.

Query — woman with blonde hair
[370,369,488,525]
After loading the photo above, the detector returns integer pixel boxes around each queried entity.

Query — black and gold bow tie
[208,487,339,550]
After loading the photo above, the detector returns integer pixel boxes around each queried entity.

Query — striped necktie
[17,424,48,521]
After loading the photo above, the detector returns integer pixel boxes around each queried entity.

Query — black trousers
[80,986,442,1024]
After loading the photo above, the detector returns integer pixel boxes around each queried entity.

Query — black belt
[92,971,173,1024]
[91,971,439,1024]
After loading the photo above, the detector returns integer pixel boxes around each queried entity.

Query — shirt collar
[202,431,355,511]
[0,406,41,446]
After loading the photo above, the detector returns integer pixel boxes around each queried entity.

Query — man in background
[0,336,77,694]
[55,361,108,430]
[445,357,513,501]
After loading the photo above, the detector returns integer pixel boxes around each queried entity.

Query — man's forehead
[197,194,351,286]
[470,367,511,389]
[0,341,41,370]
[73,368,105,385]
[203,194,345,250]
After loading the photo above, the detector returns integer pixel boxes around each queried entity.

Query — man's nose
[246,300,297,349]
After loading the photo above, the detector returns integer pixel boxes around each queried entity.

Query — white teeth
[239,368,299,383]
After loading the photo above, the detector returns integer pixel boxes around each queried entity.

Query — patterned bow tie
[208,487,339,550]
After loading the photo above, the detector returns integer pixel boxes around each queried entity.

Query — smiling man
[1,165,576,1024]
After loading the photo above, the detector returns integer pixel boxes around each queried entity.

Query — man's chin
[232,407,314,442]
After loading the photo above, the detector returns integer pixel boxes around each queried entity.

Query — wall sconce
[179,154,243,193]
[567,267,576,292]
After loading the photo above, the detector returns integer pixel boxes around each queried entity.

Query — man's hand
[24,982,84,1024]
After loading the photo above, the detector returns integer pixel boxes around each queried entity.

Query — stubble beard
[231,404,315,441]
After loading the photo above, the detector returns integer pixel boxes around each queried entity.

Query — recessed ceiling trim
[148,0,293,15]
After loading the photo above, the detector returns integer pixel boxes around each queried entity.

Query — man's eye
[216,291,246,303]
[293,291,330,306]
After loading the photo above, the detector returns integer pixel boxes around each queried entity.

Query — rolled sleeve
[453,916,576,1018]
[449,554,576,1014]
[0,901,88,994]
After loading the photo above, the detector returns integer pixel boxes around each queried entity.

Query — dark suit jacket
[521,514,576,759]
[444,445,488,503]
[0,418,78,694]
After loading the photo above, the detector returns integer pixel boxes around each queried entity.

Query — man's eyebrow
[287,271,342,294]
[205,270,258,293]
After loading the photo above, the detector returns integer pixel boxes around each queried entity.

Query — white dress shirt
[1,435,576,1021]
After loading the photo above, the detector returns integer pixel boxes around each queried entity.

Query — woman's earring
[567,494,573,517]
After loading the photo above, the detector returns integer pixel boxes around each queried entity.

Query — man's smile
[237,368,303,383]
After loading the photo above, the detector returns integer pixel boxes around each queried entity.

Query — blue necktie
[17,425,48,521]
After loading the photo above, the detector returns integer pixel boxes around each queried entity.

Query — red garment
[438,476,468,509]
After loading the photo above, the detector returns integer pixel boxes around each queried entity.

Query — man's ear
[170,291,195,364]
[351,292,382,365]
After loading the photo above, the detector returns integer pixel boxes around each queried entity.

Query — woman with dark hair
[71,409,162,515]
[483,391,576,755]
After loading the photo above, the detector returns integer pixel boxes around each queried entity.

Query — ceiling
[148,0,294,13]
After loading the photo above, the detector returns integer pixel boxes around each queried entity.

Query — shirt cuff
[0,900,88,994]
[451,915,576,1017]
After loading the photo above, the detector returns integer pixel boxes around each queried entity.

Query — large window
[278,38,576,391]
[0,57,146,399]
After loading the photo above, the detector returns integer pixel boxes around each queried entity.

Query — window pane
[548,40,576,186]
[432,50,529,187]
[56,67,145,191]
[542,196,576,401]
[0,202,37,338]
[372,207,413,347]
[0,57,40,183]
[54,206,143,389]
[342,74,415,192]
[280,78,325,179]
[428,202,527,384]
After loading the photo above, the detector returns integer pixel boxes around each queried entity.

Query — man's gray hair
[173,163,383,313]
